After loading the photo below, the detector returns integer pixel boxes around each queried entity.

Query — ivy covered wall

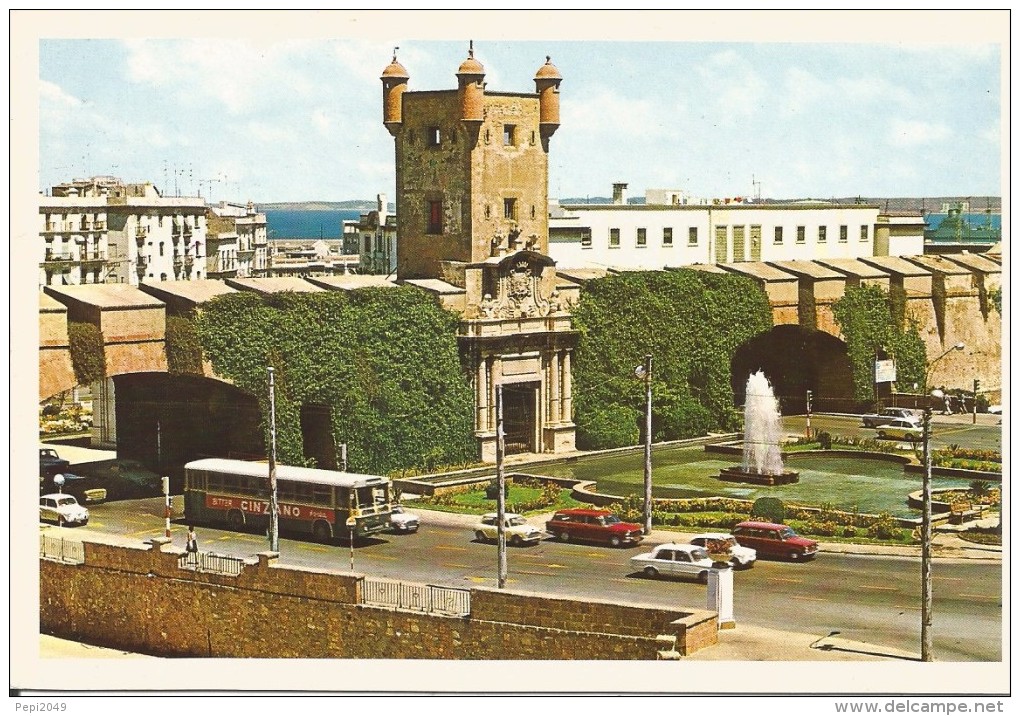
[195,288,477,475]
[832,284,927,403]
[570,269,774,450]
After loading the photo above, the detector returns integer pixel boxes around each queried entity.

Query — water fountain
[719,371,800,486]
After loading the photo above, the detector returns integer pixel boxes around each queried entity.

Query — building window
[818,226,827,243]
[636,228,647,247]
[427,126,441,146]
[503,198,517,221]
[484,205,491,219]
[503,124,516,146]
[796,226,805,244]
[427,200,443,234]
[609,228,620,248]
[663,227,673,246]
[860,225,869,242]
[531,205,536,219]
[839,225,848,243]
[160,273,167,281]
[774,227,784,244]
[580,228,592,248]
[364,237,371,252]
[159,242,164,256]
[688,227,698,246]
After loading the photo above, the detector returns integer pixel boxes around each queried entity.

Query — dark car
[40,471,108,505]
[545,508,643,547]
[732,521,818,561]
[73,459,163,500]
[39,447,71,478]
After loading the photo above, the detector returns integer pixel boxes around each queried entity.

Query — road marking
[298,545,330,553]
[858,585,898,591]
[544,564,569,569]
[434,545,469,552]
[585,552,608,559]
[444,563,473,569]
[791,595,828,602]
[362,554,399,561]
[515,570,557,577]
[125,529,160,538]
[959,594,1000,602]
[768,577,802,584]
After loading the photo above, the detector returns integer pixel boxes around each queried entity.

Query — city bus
[183,458,393,542]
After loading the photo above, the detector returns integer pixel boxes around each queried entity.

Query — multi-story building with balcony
[205,201,269,279]
[343,194,398,276]
[39,176,208,287]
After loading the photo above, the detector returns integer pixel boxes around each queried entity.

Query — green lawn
[415,486,587,516]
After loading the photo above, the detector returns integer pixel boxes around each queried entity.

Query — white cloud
[697,50,767,121]
[40,80,82,108]
[887,118,951,147]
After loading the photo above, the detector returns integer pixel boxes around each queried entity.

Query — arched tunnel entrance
[731,325,854,415]
[114,373,264,489]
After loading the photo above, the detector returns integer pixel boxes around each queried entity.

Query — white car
[987,405,1002,415]
[40,493,90,527]
[389,505,420,533]
[876,419,923,442]
[689,532,757,569]
[473,513,544,546]
[630,543,714,583]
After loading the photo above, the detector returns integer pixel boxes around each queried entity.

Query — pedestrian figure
[186,525,198,565]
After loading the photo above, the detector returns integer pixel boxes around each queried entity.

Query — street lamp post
[267,366,280,554]
[920,341,964,662]
[634,355,653,536]
[495,384,507,589]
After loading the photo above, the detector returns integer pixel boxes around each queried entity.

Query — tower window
[427,127,441,146]
[504,198,518,221]
[427,200,443,234]
[503,124,516,146]
[484,205,491,219]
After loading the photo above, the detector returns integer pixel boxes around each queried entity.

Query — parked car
[861,408,920,428]
[40,493,90,527]
[987,405,1002,415]
[73,459,163,500]
[473,513,544,546]
[40,472,107,505]
[389,504,420,533]
[545,508,644,547]
[39,447,71,478]
[732,521,818,561]
[630,543,714,582]
[875,419,923,442]
[689,532,757,569]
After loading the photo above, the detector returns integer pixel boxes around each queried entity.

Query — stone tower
[381,46,576,461]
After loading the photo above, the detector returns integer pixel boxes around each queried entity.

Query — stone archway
[731,325,853,414]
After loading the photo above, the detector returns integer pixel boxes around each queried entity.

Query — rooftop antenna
[752,174,762,203]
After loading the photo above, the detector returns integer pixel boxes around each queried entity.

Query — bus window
[372,486,388,505]
[312,485,333,506]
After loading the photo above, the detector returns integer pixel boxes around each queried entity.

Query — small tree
[750,496,785,523]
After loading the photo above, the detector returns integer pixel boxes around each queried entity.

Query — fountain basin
[719,466,800,486]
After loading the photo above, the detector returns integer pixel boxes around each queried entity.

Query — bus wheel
[313,520,332,543]
[227,510,244,531]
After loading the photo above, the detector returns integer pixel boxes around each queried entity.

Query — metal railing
[362,578,470,616]
[178,551,245,576]
[39,534,85,564]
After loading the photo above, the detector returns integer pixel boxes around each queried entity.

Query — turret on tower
[534,56,562,148]
[381,48,409,136]
[456,41,485,126]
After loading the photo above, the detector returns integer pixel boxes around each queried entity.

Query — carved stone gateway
[459,249,577,462]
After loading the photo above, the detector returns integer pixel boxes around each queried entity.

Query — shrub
[750,496,785,523]
[866,512,900,540]
[67,321,106,385]
[817,431,832,450]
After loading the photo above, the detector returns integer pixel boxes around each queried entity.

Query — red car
[732,521,819,561]
[545,508,643,547]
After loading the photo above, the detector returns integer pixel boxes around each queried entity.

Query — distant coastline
[257,200,395,212]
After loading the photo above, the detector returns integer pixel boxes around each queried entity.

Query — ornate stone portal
[459,249,576,462]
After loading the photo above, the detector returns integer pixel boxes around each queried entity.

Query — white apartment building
[205,201,269,279]
[548,186,924,271]
[344,194,397,276]
[40,177,208,287]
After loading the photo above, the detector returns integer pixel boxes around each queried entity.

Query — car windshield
[601,515,621,525]
[690,548,709,560]
[509,516,527,527]
[56,497,76,507]
[779,527,797,539]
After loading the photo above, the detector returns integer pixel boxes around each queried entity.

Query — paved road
[73,497,1002,662]
[782,413,1001,452]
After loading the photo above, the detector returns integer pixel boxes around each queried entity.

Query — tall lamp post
[495,384,507,589]
[267,366,280,553]
[634,355,653,536]
[920,341,964,662]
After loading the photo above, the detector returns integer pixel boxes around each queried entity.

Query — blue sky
[35,12,1004,203]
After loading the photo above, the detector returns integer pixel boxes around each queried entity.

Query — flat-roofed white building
[548,186,924,271]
